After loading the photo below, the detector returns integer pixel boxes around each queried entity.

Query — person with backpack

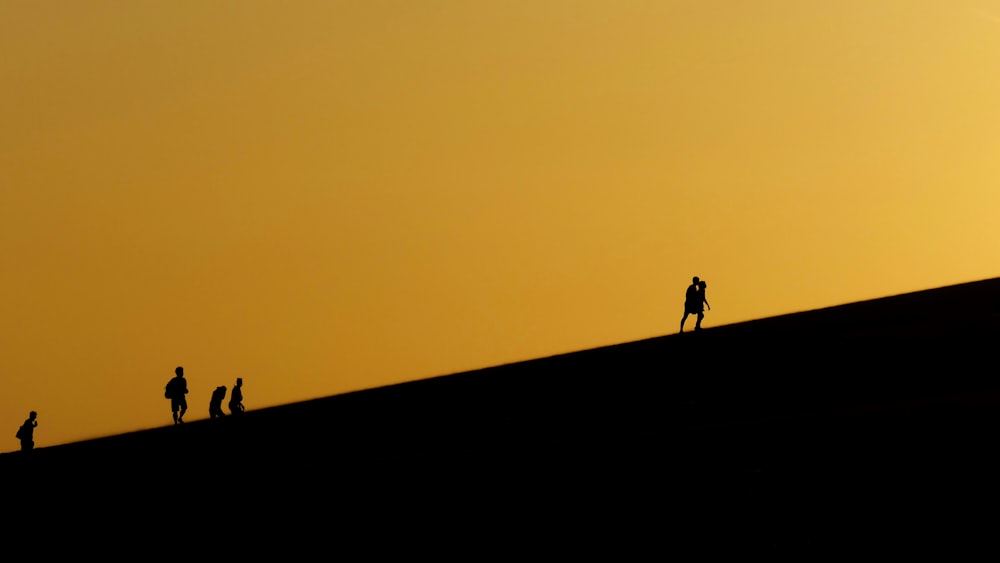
[15,411,37,451]
[165,366,189,424]
[680,276,711,333]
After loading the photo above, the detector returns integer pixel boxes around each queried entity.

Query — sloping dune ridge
[6,278,1000,554]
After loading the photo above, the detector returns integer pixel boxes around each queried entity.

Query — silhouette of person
[680,277,711,332]
[229,377,245,415]
[16,411,37,451]
[165,366,189,424]
[209,386,227,419]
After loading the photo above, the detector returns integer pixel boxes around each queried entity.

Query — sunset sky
[3,1,1000,449]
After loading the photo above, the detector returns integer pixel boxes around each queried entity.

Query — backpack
[15,424,24,440]
[685,284,699,304]
[164,380,175,399]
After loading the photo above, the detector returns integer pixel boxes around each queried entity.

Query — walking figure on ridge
[15,411,37,451]
[209,385,227,419]
[680,276,710,333]
[229,378,245,415]
[165,366,189,424]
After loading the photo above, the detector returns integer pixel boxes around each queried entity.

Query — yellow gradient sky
[3,1,1000,449]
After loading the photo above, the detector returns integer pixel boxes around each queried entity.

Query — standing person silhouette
[680,276,711,332]
[165,366,189,424]
[16,411,37,451]
[229,378,245,415]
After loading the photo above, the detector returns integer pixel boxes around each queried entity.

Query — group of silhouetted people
[165,366,245,424]
[15,277,711,452]
[14,367,250,452]
[209,378,245,419]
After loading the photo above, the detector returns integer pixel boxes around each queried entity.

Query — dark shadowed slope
[6,277,1000,554]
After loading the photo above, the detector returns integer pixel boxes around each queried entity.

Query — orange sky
[3,1,1000,449]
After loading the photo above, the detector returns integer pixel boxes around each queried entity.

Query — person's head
[236,377,243,387]
[699,281,707,289]
[175,366,184,377]
[692,276,700,284]
[28,411,36,420]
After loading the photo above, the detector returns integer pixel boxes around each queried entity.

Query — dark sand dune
[6,278,1000,554]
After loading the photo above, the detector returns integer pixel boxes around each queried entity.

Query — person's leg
[680,312,689,332]
[695,311,704,330]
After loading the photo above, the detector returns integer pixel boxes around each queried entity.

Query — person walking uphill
[165,366,189,424]
[229,378,245,415]
[209,386,227,419]
[680,276,711,333]
[15,411,37,451]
